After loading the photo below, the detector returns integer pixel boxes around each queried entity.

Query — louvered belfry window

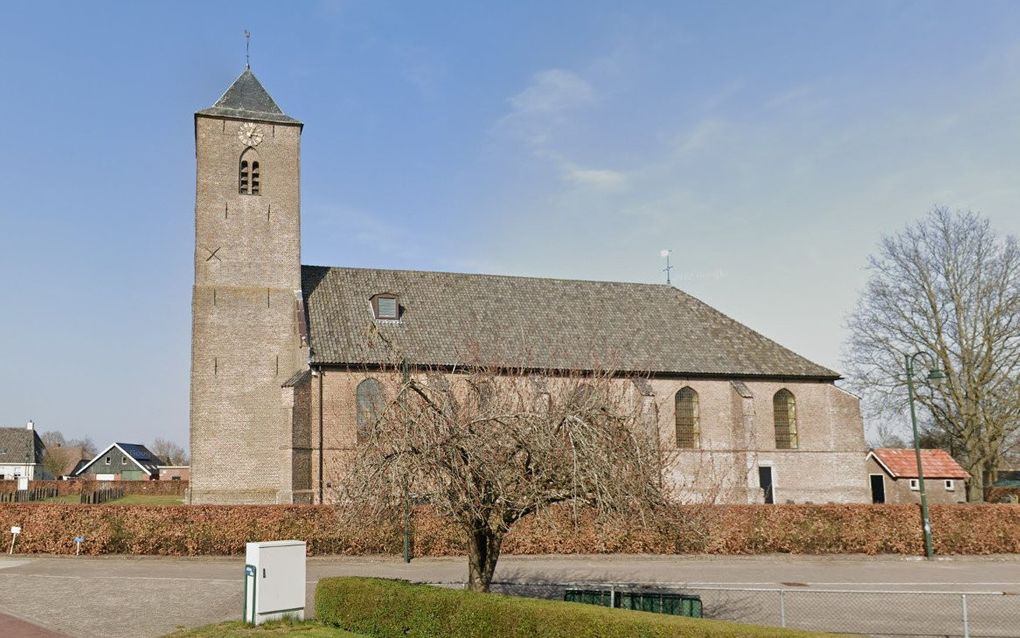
[239,160,250,194]
[356,378,385,442]
[773,389,798,449]
[239,150,260,195]
[675,386,700,448]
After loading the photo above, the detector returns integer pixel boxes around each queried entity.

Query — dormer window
[371,294,399,320]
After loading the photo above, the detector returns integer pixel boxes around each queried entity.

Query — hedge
[314,577,827,638]
[0,479,188,497]
[0,503,1018,556]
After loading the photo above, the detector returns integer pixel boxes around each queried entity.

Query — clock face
[237,123,264,147]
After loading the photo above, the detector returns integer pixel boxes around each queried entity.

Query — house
[158,465,190,481]
[188,67,871,505]
[0,421,46,480]
[867,448,969,504]
[73,443,162,481]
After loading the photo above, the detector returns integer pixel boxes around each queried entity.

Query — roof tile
[871,448,969,479]
[301,265,840,379]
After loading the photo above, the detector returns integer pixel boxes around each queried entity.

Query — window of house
[909,478,920,490]
[371,294,399,320]
[675,386,700,448]
[121,456,127,464]
[773,389,798,450]
[356,378,386,442]
[105,456,111,465]
[945,480,954,491]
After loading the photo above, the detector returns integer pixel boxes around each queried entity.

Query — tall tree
[335,365,669,592]
[150,437,189,466]
[845,207,1020,500]
[40,430,97,456]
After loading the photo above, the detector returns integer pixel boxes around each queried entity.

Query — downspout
[318,365,324,504]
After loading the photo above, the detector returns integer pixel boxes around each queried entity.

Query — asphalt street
[1,554,1018,637]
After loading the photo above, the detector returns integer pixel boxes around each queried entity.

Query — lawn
[41,494,184,505]
[166,620,365,637]
[107,494,184,505]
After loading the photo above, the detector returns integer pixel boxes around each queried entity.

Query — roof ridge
[301,264,674,289]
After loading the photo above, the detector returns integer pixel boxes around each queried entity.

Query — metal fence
[686,587,1017,637]
[486,582,1020,637]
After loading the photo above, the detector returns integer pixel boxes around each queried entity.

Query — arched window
[239,160,249,194]
[473,380,494,411]
[773,389,798,449]
[675,386,700,448]
[238,149,261,195]
[356,378,385,442]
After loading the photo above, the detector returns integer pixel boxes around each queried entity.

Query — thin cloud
[509,69,594,114]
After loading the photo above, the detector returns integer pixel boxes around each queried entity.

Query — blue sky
[2,1,1020,448]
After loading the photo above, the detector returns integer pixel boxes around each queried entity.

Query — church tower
[190,69,306,503]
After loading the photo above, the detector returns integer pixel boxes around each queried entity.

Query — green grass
[40,493,185,505]
[107,494,184,505]
[316,577,840,638]
[42,494,82,504]
[166,620,366,637]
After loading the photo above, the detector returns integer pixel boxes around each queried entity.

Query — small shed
[867,448,969,504]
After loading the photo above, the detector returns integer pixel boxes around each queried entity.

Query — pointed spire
[196,69,300,125]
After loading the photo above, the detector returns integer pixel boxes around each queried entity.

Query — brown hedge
[0,503,1017,556]
[0,480,188,496]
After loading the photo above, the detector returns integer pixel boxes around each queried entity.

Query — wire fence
[484,581,1020,637]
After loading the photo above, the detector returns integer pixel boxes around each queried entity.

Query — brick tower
[189,69,306,503]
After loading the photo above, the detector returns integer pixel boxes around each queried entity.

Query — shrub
[315,577,824,638]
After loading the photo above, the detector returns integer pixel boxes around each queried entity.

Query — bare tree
[40,430,97,456]
[845,207,1020,501]
[150,437,189,466]
[334,364,670,592]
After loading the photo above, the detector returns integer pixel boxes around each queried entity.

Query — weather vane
[660,249,673,285]
[244,30,251,69]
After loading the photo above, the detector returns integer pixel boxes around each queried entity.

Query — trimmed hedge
[0,479,188,496]
[1,503,1019,556]
[315,577,827,638]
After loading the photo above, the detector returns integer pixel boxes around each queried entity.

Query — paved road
[1,554,1018,638]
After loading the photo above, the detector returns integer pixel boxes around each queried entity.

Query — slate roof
[301,266,840,380]
[196,69,300,125]
[0,427,45,465]
[870,448,970,479]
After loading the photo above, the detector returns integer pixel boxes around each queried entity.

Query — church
[189,68,870,505]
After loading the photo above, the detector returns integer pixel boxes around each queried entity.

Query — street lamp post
[904,351,945,561]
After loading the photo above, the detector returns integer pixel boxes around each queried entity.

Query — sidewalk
[0,611,69,638]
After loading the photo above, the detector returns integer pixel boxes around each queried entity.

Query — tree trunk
[465,524,503,593]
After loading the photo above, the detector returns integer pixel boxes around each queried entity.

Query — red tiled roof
[871,448,969,479]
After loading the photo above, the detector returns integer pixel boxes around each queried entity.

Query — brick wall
[305,370,870,505]
[190,114,307,504]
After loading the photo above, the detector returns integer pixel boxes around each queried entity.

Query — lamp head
[926,367,946,385]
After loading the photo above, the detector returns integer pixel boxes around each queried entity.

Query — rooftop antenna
[244,30,251,69]
[660,249,673,285]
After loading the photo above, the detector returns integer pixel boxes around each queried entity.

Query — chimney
[26,420,34,431]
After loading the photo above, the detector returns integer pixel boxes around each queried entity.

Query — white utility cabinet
[244,540,306,625]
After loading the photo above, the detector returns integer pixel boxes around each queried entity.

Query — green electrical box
[564,588,703,618]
